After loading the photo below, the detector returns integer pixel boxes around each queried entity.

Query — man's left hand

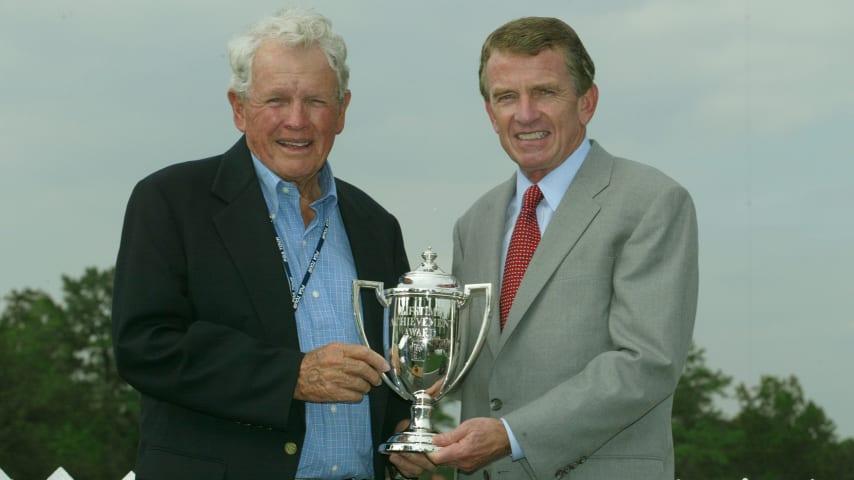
[389,452,436,479]
[388,418,436,478]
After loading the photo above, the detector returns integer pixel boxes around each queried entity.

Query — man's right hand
[294,342,390,403]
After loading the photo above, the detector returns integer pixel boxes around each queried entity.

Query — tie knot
[522,185,543,211]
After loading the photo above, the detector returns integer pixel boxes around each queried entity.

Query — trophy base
[378,431,439,454]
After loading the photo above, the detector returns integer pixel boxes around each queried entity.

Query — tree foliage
[3,270,854,479]
[730,375,846,480]
[673,344,744,478]
[674,344,854,479]
[0,267,138,480]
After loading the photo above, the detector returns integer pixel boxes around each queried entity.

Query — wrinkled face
[229,41,350,187]
[484,48,597,183]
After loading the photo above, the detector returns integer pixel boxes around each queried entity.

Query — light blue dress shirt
[253,157,373,480]
[500,138,591,461]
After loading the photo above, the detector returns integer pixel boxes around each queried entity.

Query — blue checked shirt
[253,157,373,480]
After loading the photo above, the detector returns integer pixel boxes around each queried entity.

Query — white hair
[227,7,349,103]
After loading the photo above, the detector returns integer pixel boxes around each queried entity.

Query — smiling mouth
[277,140,312,148]
[516,131,549,140]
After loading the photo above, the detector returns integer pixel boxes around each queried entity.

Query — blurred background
[2,0,852,478]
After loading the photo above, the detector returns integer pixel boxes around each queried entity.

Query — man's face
[484,48,597,183]
[229,41,349,187]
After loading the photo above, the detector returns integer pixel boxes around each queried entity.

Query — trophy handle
[352,280,414,401]
[439,283,492,397]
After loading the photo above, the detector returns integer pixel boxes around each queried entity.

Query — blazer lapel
[210,137,299,347]
[337,183,382,282]
[498,141,613,351]
[335,181,388,356]
[467,176,516,357]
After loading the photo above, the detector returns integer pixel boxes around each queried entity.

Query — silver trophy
[353,248,491,453]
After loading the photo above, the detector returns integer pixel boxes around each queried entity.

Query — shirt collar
[251,156,338,215]
[514,137,591,212]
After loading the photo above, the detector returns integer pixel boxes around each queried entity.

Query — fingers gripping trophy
[353,248,491,453]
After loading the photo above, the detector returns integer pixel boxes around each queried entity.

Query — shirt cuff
[500,417,525,461]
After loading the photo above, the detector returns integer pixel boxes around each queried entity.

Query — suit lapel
[210,137,299,347]
[467,177,515,357]
[498,141,613,351]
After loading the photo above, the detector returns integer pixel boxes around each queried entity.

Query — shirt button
[312,291,320,298]
[331,465,339,473]
[330,405,337,413]
[490,398,503,411]
[302,239,307,246]
[281,187,290,194]
[283,442,298,455]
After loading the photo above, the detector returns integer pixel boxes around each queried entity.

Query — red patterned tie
[500,185,543,330]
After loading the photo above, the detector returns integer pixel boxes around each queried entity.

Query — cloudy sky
[2,0,853,437]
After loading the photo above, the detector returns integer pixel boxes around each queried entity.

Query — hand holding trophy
[353,248,491,453]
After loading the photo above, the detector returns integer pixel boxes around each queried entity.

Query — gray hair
[227,8,349,103]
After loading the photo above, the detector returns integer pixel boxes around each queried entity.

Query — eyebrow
[490,82,564,97]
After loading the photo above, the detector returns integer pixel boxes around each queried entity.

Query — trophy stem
[410,391,435,432]
[379,391,439,454]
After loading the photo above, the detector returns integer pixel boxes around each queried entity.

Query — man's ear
[578,83,599,126]
[228,90,247,132]
[335,90,352,134]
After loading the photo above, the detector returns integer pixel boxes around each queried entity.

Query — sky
[2,0,853,438]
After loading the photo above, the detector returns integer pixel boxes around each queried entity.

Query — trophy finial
[403,247,456,287]
[421,247,438,269]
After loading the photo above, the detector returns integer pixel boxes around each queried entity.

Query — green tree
[826,438,854,480]
[730,375,839,480]
[0,267,138,480]
[673,343,744,478]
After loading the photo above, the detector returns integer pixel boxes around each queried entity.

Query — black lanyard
[272,217,330,311]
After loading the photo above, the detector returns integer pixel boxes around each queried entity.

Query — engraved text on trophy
[392,295,455,394]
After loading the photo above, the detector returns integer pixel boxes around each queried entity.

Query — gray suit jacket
[452,140,698,480]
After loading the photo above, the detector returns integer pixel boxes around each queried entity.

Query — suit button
[284,442,298,455]
[489,398,502,411]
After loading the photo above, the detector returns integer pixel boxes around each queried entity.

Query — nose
[514,94,540,124]
[281,101,309,129]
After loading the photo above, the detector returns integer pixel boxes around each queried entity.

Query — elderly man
[112,8,410,479]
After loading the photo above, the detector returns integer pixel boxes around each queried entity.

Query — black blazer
[112,137,411,479]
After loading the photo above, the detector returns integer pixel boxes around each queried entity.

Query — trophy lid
[398,247,461,292]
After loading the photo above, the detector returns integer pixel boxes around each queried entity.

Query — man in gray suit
[393,16,698,480]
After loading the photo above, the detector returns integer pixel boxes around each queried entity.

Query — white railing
[0,467,134,480]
